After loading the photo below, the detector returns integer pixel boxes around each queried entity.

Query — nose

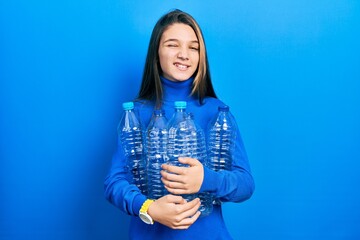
[177,47,189,60]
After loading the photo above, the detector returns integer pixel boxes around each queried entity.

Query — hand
[161,157,204,195]
[147,194,201,229]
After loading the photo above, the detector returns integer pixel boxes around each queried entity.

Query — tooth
[176,63,187,70]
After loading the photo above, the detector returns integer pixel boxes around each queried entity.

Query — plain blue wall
[1,1,359,239]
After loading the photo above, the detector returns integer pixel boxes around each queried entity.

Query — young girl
[104,9,254,239]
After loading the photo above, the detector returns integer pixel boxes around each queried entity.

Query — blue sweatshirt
[104,77,255,239]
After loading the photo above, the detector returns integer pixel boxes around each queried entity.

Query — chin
[173,74,193,81]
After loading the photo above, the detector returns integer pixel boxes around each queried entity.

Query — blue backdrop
[1,1,359,239]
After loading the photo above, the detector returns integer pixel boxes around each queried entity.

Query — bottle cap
[122,101,134,110]
[218,105,229,112]
[174,101,187,109]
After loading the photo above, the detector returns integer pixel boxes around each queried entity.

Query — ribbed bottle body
[207,106,237,171]
[207,106,237,204]
[167,102,196,203]
[118,102,147,195]
[186,113,213,217]
[146,110,168,199]
[167,102,213,216]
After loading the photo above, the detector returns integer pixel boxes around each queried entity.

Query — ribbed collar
[161,76,197,102]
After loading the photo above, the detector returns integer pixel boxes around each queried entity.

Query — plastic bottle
[118,101,147,195]
[146,109,168,199]
[207,105,237,204]
[167,101,193,168]
[167,101,212,216]
[186,113,213,217]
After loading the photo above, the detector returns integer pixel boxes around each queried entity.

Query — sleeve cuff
[199,166,220,193]
[132,194,147,216]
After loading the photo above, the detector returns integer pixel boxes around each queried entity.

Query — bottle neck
[175,108,186,112]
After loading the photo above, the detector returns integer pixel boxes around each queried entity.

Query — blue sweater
[104,77,255,239]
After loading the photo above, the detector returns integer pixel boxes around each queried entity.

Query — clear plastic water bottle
[167,101,212,216]
[167,101,193,168]
[186,113,213,217]
[207,105,237,171]
[118,101,147,195]
[146,109,168,199]
[207,105,237,204]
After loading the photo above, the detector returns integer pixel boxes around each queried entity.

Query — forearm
[199,132,255,202]
[104,145,146,215]
[200,166,254,202]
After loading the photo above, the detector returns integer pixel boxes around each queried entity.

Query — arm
[200,129,255,203]
[104,141,202,228]
[161,129,255,203]
[104,143,147,215]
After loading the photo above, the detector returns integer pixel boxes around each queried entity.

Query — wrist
[139,199,155,225]
[199,166,219,193]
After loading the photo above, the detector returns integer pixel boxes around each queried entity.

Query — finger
[179,197,200,212]
[178,157,200,166]
[164,185,190,195]
[161,170,186,183]
[178,201,201,222]
[161,164,186,175]
[172,211,201,230]
[179,210,201,226]
[162,177,186,189]
[164,194,185,204]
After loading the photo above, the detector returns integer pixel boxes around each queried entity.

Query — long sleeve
[104,142,146,216]
[199,128,255,203]
[104,78,254,239]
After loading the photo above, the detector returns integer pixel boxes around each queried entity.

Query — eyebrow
[163,38,199,44]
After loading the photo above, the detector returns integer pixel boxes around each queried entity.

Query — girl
[104,9,254,239]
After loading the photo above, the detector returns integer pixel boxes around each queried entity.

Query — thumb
[178,157,200,166]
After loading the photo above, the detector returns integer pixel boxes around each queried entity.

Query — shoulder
[189,97,227,125]
[133,99,155,110]
[133,99,156,127]
[202,97,227,108]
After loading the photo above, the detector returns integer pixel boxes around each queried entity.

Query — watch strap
[140,199,154,213]
[139,199,154,224]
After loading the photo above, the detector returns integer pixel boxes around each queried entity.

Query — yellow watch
[139,199,154,224]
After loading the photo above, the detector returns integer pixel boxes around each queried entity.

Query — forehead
[161,23,198,42]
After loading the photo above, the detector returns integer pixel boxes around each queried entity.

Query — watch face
[139,212,153,224]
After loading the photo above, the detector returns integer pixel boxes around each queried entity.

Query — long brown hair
[137,9,217,107]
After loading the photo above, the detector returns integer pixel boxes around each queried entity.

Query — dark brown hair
[137,9,217,107]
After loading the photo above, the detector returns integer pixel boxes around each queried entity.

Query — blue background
[1,1,359,239]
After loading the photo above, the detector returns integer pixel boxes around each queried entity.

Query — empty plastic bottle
[167,101,194,168]
[146,109,168,199]
[118,101,147,195]
[167,101,212,216]
[207,105,237,204]
[207,105,237,171]
[186,113,213,217]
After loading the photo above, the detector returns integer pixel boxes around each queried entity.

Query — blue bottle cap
[218,105,229,112]
[122,101,134,110]
[174,101,187,109]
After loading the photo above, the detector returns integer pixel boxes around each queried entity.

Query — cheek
[192,54,200,66]
[158,52,167,69]
[159,51,172,65]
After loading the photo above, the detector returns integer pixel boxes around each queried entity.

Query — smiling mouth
[174,63,190,70]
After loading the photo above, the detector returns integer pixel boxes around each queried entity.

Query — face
[158,23,200,82]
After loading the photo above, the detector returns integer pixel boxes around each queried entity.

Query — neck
[161,76,196,102]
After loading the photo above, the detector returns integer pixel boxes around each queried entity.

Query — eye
[190,46,199,51]
[167,44,178,48]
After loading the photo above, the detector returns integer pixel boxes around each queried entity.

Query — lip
[174,62,190,71]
